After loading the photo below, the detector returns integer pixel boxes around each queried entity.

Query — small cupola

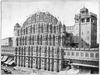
[14,23,21,31]
[80,7,88,14]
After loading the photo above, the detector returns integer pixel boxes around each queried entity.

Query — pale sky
[2,0,99,42]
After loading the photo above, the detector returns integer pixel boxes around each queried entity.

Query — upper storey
[22,12,58,27]
[14,12,66,36]
[14,23,21,31]
[74,7,97,23]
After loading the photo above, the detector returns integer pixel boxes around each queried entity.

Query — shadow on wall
[63,32,99,48]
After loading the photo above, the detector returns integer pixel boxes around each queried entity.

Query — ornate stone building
[14,12,66,72]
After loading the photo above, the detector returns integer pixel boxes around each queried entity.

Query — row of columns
[16,34,63,46]
[15,56,63,72]
[17,23,65,36]
[15,46,64,72]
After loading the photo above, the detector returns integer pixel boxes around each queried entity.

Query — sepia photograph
[1,0,99,75]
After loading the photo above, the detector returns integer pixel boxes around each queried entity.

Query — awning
[4,58,13,64]
[66,69,79,74]
[8,60,15,65]
[1,56,8,62]
[71,63,99,68]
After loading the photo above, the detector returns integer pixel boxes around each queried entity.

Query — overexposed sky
[2,0,99,42]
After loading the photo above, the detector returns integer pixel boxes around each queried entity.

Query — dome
[80,7,88,14]
[14,23,21,31]
[15,23,21,27]
[23,12,58,27]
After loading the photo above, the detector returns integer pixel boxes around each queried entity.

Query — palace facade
[14,12,66,72]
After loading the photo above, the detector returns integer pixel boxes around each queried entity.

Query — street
[1,65,30,74]
[1,65,57,75]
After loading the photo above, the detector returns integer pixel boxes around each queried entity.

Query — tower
[14,23,21,36]
[74,7,97,48]
[13,23,21,47]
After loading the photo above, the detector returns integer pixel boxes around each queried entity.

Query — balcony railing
[64,47,99,61]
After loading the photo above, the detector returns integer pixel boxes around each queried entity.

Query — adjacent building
[65,7,99,74]
[14,12,67,72]
[66,7,97,48]
[1,37,15,66]
[1,37,13,46]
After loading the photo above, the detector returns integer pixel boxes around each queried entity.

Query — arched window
[50,25,52,33]
[26,27,28,34]
[15,47,17,55]
[23,37,25,45]
[57,47,59,56]
[32,35,34,45]
[45,46,47,54]
[31,46,33,56]
[95,53,99,58]
[36,46,38,55]
[33,46,36,52]
[53,35,55,46]
[48,47,50,57]
[21,37,23,46]
[39,46,41,55]
[32,25,35,33]
[22,47,23,55]
[17,30,19,36]
[38,24,40,33]
[28,46,30,56]
[21,29,22,35]
[86,18,90,22]
[47,24,49,33]
[56,26,59,33]
[30,25,32,34]
[49,35,51,45]
[59,24,61,33]
[19,47,20,55]
[81,52,84,57]
[37,35,39,45]
[40,35,42,45]
[76,52,79,56]
[24,46,26,56]
[28,47,31,68]
[29,36,31,45]
[20,37,22,45]
[27,36,30,45]
[16,38,18,46]
[63,25,66,33]
[90,53,94,58]
[81,18,85,23]
[58,35,61,46]
[41,24,43,33]
[48,25,50,33]
[25,36,27,45]
[52,47,54,57]
[48,35,50,45]
[71,52,74,56]
[24,29,25,35]
[54,26,56,33]
[67,52,70,56]
[15,47,17,64]
[85,53,89,57]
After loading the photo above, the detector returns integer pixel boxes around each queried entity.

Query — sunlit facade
[14,12,66,72]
